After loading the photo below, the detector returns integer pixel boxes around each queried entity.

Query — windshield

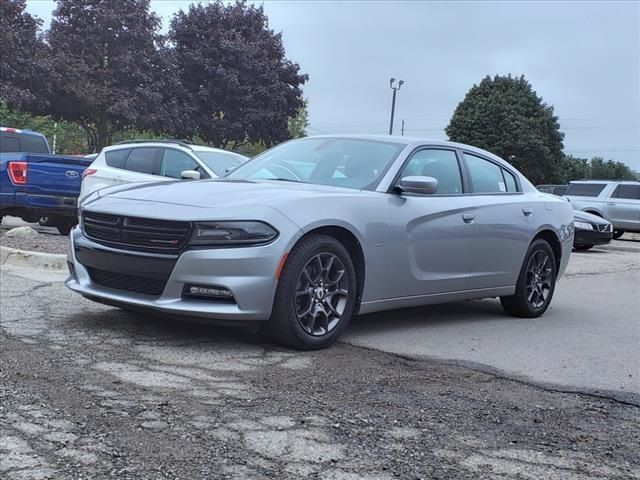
[227,137,406,190]
[194,151,247,176]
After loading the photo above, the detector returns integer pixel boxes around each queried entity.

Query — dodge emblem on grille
[149,239,179,245]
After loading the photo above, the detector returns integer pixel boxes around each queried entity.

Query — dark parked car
[573,210,612,250]
[537,184,568,196]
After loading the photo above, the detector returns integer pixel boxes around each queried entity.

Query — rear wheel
[266,234,357,350]
[574,244,593,251]
[613,230,624,239]
[500,239,557,318]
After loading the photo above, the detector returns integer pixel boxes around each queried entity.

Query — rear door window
[124,148,159,175]
[565,183,607,197]
[502,168,519,192]
[464,153,507,193]
[611,184,640,200]
[104,149,131,169]
[160,149,199,179]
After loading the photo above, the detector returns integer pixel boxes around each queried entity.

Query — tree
[0,101,88,153]
[0,0,48,110]
[288,99,310,139]
[446,75,564,185]
[43,0,163,150]
[589,157,637,181]
[167,1,308,148]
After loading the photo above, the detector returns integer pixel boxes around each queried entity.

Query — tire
[500,239,557,318]
[613,230,624,239]
[266,234,357,350]
[574,244,593,251]
[56,219,75,236]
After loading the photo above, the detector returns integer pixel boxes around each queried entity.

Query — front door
[385,148,477,298]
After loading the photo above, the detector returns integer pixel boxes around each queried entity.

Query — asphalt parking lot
[345,237,640,397]
[1,235,639,479]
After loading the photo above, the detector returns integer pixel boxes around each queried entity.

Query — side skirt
[357,286,515,315]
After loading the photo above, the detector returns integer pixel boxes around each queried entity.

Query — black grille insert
[597,223,612,233]
[83,212,191,253]
[88,267,167,296]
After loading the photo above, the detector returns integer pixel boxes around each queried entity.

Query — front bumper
[574,228,612,247]
[65,227,288,322]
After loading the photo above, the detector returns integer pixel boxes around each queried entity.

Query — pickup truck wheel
[55,219,76,236]
[613,230,624,239]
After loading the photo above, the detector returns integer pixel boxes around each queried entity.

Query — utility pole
[388,78,404,135]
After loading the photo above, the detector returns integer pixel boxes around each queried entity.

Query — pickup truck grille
[83,212,192,253]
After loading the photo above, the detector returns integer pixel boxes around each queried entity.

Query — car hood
[82,179,375,222]
[573,209,610,225]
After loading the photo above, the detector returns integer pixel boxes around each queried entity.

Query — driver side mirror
[181,170,201,180]
[397,176,439,195]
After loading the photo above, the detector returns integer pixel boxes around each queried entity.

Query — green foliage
[0,101,88,153]
[552,154,639,183]
[288,100,310,139]
[446,74,564,185]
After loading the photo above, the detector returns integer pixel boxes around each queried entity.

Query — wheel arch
[531,229,562,272]
[294,225,366,314]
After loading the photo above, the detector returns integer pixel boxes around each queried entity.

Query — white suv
[564,180,640,238]
[80,140,248,201]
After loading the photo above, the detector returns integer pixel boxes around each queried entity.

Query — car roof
[102,142,239,155]
[306,134,509,164]
[0,126,46,138]
[569,179,639,184]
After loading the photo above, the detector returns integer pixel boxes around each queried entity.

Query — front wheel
[500,239,557,318]
[266,234,357,350]
[613,230,624,239]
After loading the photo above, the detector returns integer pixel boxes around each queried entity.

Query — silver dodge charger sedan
[66,135,574,349]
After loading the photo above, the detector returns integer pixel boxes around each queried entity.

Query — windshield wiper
[269,177,304,183]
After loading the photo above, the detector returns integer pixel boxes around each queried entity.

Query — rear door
[603,184,640,231]
[461,152,532,289]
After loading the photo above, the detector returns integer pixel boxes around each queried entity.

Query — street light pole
[388,78,404,135]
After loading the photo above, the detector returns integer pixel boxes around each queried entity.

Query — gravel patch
[0,230,69,254]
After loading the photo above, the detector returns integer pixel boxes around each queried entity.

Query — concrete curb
[0,246,67,271]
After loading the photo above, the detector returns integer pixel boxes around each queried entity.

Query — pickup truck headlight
[189,221,278,246]
[574,221,593,230]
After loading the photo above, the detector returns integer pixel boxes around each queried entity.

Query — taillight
[82,168,97,179]
[8,161,28,185]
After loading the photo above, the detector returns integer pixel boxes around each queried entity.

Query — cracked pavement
[1,266,639,479]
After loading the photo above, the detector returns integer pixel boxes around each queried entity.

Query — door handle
[606,202,616,206]
[522,208,533,216]
[462,213,475,223]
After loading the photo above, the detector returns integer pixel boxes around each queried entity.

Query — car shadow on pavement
[67,305,269,348]
[349,298,513,333]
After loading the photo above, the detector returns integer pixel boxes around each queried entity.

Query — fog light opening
[184,284,236,303]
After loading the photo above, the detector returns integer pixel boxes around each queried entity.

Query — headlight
[574,221,593,230]
[189,221,278,246]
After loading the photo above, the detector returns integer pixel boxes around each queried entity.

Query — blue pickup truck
[0,127,91,234]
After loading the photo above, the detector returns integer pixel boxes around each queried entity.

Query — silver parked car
[66,135,574,349]
[564,180,640,238]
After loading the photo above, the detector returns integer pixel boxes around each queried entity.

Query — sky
[26,0,640,170]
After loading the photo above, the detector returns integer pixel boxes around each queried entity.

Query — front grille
[83,212,191,253]
[88,267,167,296]
[598,223,612,233]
